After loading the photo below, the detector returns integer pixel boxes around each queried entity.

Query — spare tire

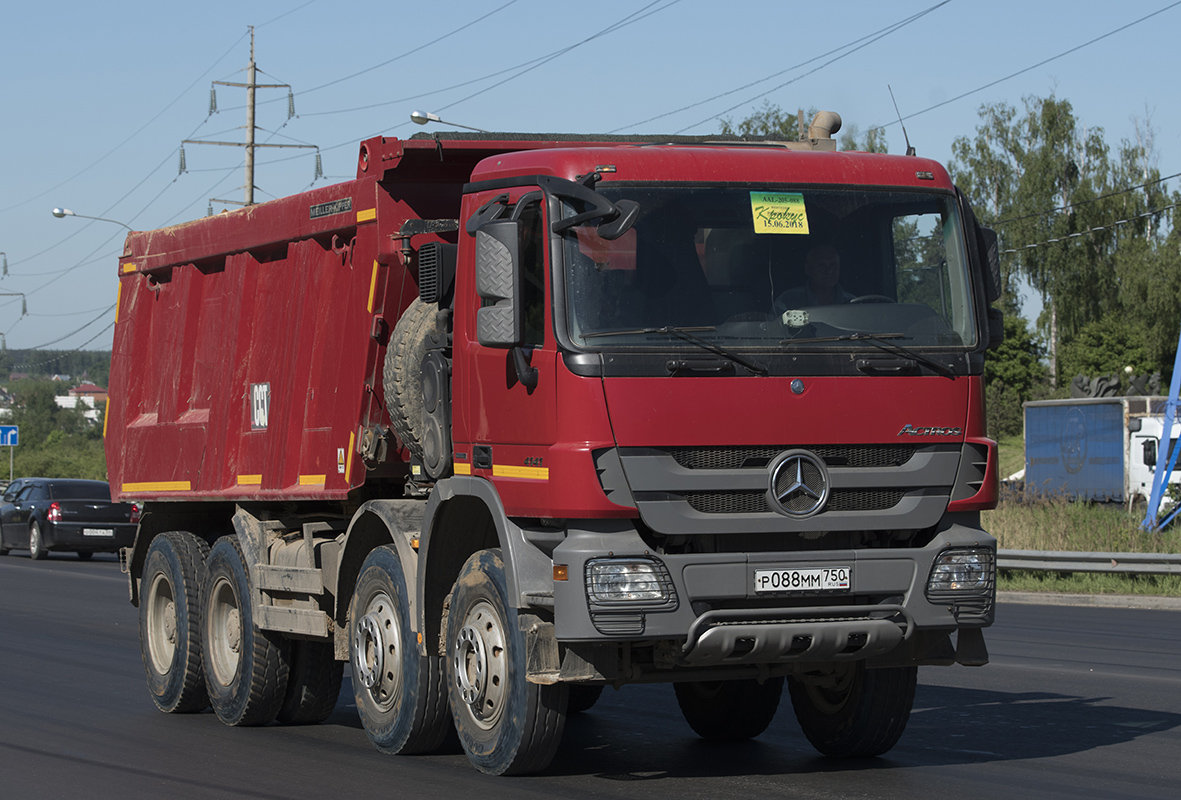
[384,298,436,462]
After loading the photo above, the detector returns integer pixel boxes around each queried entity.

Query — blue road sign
[0,426,18,447]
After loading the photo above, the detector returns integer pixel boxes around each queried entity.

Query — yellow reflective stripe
[299,474,326,485]
[453,462,471,475]
[345,432,355,483]
[115,282,122,324]
[356,208,376,223]
[122,481,191,493]
[121,262,136,273]
[237,475,262,485]
[367,260,379,313]
[492,464,549,481]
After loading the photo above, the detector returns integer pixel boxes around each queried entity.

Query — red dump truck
[108,112,1003,775]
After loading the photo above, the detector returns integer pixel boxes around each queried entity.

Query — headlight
[586,558,673,604]
[927,548,994,593]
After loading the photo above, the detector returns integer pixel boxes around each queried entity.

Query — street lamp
[409,110,489,133]
[51,208,132,230]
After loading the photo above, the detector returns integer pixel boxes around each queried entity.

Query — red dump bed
[105,136,548,502]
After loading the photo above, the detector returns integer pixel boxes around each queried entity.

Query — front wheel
[29,521,47,560]
[788,662,916,757]
[675,677,784,741]
[202,536,290,726]
[446,549,567,775]
[349,545,451,753]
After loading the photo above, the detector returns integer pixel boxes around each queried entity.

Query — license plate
[82,528,114,538]
[754,567,850,593]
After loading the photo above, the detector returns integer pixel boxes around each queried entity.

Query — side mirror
[474,220,523,348]
[978,225,1001,303]
[987,306,1004,350]
[597,200,640,241]
[1144,438,1158,468]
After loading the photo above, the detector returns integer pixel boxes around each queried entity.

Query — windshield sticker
[750,192,809,235]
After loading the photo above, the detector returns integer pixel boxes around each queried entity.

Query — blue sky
[1,0,1177,352]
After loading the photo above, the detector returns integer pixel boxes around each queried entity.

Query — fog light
[928,548,993,592]
[586,558,671,604]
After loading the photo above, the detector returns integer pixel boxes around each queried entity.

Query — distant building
[70,383,108,404]
[56,394,101,423]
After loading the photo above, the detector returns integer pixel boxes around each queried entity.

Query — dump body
[110,126,1002,775]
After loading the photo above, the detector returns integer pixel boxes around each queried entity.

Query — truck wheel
[674,677,783,741]
[350,545,452,753]
[567,685,604,714]
[788,662,916,757]
[277,639,343,725]
[202,536,290,726]
[384,297,435,462]
[446,549,567,775]
[29,521,47,560]
[139,531,210,713]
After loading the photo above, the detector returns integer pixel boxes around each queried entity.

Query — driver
[774,244,855,310]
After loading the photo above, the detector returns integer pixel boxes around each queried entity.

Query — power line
[0,30,250,216]
[871,0,1181,134]
[610,1,949,134]
[217,1,522,116]
[671,2,948,134]
[1000,201,1180,255]
[992,170,1181,227]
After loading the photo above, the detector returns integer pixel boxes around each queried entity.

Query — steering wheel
[849,294,894,304]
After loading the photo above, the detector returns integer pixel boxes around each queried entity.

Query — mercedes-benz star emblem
[768,450,829,518]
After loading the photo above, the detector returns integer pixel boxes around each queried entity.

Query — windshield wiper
[583,326,768,376]
[781,332,955,379]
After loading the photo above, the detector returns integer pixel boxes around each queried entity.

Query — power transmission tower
[182,27,316,207]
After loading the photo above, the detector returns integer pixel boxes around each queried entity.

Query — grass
[985,498,1181,596]
[984,435,1181,595]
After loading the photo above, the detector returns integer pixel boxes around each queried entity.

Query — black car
[0,478,138,560]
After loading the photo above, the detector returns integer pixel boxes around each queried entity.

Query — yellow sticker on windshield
[750,192,809,235]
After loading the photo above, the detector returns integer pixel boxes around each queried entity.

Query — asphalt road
[2,552,1179,800]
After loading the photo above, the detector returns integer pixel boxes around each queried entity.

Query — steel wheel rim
[146,571,178,675]
[353,590,401,711]
[207,575,242,687]
[452,599,507,731]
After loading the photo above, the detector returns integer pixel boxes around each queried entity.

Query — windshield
[563,186,977,350]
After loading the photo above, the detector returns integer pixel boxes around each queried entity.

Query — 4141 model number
[753,566,850,593]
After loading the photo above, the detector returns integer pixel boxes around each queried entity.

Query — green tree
[984,315,1050,437]
[5,381,106,480]
[950,94,1178,385]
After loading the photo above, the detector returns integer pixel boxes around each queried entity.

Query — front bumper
[551,519,994,668]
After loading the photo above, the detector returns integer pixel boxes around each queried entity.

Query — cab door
[457,189,559,516]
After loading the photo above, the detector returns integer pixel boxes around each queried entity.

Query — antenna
[888,85,916,157]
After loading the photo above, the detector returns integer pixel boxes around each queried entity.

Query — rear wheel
[29,521,47,560]
[446,549,567,775]
[140,531,210,713]
[277,639,343,725]
[674,677,784,741]
[350,545,452,753]
[788,662,916,757]
[202,536,289,726]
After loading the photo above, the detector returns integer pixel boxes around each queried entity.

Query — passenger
[774,244,855,310]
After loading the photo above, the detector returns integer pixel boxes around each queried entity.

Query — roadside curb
[999,590,1181,611]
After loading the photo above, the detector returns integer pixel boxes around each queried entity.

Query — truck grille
[669,444,917,470]
[685,489,906,514]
